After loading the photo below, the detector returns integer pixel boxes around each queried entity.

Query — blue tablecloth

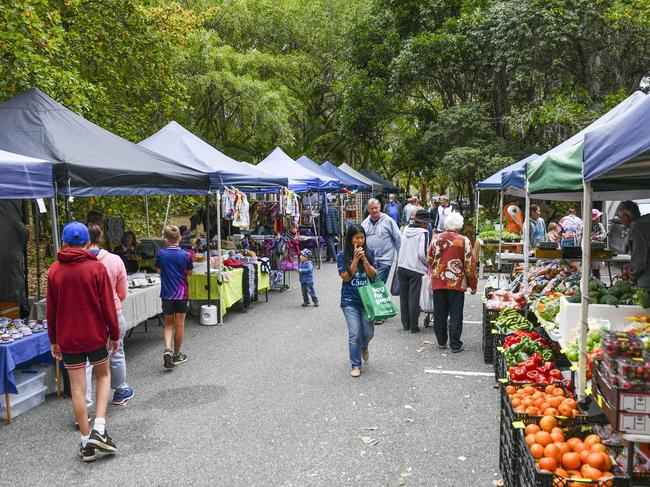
[0,332,53,394]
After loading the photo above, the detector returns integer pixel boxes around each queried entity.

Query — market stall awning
[0,149,54,199]
[338,163,383,193]
[584,92,650,194]
[294,155,340,191]
[140,122,287,189]
[320,161,372,191]
[0,88,210,196]
[359,169,401,193]
[523,91,649,200]
[257,148,320,193]
[479,154,539,191]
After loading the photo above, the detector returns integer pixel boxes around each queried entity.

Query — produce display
[485,290,526,312]
[507,384,579,417]
[601,327,650,389]
[479,229,521,241]
[506,352,564,385]
[493,308,533,334]
[512,260,579,296]
[523,415,615,480]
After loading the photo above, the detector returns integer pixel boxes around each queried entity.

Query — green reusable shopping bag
[358,280,398,322]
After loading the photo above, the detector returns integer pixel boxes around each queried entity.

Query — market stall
[492,90,650,485]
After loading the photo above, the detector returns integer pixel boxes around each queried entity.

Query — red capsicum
[523,358,537,371]
[549,369,563,380]
[540,361,555,374]
[513,367,527,381]
[526,370,539,382]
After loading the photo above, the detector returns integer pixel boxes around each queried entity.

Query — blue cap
[62,221,90,245]
[300,249,312,258]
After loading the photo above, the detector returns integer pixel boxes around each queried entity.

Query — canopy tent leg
[144,195,151,238]
[522,182,531,291]
[205,193,211,307]
[161,195,172,238]
[216,190,223,325]
[498,190,504,287]
[313,192,321,269]
[577,183,592,400]
[50,198,60,253]
[339,193,345,252]
[32,201,42,301]
[475,189,480,237]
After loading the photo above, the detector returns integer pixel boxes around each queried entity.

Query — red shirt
[428,231,478,292]
[47,248,119,353]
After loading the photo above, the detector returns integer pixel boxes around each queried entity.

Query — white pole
[577,182,592,399]
[144,195,151,238]
[161,195,172,237]
[523,180,530,292]
[216,190,223,325]
[498,190,504,287]
[475,189,480,237]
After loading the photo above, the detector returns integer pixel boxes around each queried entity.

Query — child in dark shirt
[298,249,319,307]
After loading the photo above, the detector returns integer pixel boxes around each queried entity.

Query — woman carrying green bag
[337,224,377,378]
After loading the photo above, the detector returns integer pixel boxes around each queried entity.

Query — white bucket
[200,304,219,326]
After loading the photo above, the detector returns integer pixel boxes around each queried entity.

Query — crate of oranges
[503,383,588,428]
[514,416,629,486]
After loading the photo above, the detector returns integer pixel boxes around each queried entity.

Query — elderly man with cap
[361,198,402,286]
[396,209,432,333]
[617,201,650,289]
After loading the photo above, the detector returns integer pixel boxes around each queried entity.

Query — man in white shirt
[436,196,454,232]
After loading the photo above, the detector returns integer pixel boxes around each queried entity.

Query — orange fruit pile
[507,384,580,417]
[524,417,614,480]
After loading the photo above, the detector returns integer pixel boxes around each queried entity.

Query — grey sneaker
[172,352,188,366]
[163,348,174,369]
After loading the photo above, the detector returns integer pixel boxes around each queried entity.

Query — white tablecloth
[30,284,162,331]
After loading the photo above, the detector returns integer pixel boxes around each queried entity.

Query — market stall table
[189,262,270,314]
[30,283,163,331]
[0,332,57,423]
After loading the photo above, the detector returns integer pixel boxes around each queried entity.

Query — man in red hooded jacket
[47,222,120,462]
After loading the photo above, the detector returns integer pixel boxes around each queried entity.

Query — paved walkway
[0,263,499,486]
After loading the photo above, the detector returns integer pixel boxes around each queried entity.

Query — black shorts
[162,299,189,315]
[62,346,108,370]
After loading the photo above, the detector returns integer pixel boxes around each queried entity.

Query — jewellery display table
[0,332,59,423]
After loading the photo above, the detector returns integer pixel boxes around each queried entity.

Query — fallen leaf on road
[493,480,504,486]
[421,340,432,345]
[416,347,427,353]
[362,426,378,431]
[404,405,413,409]
[458,456,467,461]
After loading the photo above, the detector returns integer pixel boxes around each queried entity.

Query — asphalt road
[0,263,499,486]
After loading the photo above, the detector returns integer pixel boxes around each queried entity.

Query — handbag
[420,275,434,313]
[390,267,400,296]
[358,280,399,322]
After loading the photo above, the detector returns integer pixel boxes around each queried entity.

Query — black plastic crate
[483,303,496,364]
[499,388,521,487]
[500,383,590,429]
[512,423,630,487]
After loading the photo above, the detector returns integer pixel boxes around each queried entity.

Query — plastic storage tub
[0,385,47,420]
[556,296,647,345]
[13,369,46,396]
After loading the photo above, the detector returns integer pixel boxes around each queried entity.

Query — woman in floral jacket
[427,212,477,353]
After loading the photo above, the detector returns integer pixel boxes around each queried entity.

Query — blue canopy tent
[0,149,56,305]
[359,169,401,193]
[258,148,320,193]
[584,91,650,198]
[0,89,210,197]
[140,122,290,323]
[140,121,288,190]
[0,149,54,200]
[320,161,371,191]
[295,155,340,192]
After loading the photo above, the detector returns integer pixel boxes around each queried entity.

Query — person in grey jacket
[617,200,650,289]
[397,209,432,333]
[361,198,401,285]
